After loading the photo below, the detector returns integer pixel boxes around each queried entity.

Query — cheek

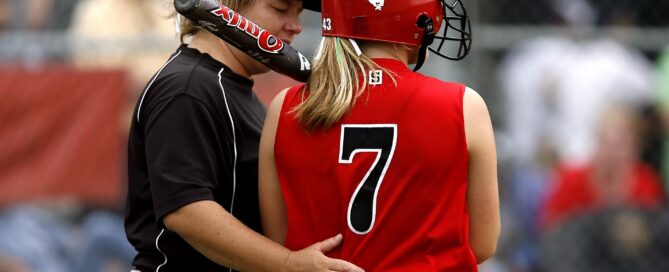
[244,11,282,34]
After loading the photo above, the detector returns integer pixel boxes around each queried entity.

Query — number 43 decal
[339,124,397,235]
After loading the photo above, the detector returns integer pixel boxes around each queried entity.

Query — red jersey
[275,58,477,271]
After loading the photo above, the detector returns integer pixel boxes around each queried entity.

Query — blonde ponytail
[293,37,394,130]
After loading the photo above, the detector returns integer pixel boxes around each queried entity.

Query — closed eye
[272,6,288,13]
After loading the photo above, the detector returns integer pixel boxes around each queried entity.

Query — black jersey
[125,44,266,271]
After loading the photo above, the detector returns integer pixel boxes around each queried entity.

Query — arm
[165,201,363,272]
[259,89,289,244]
[164,200,290,271]
[463,87,501,264]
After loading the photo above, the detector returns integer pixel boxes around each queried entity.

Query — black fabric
[125,44,266,271]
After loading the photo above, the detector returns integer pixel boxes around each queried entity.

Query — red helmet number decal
[323,18,332,31]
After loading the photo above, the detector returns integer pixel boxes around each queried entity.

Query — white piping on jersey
[217,69,238,215]
[218,68,238,272]
[136,50,183,122]
[155,228,168,271]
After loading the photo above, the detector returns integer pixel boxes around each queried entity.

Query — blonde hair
[172,0,256,43]
[293,38,395,130]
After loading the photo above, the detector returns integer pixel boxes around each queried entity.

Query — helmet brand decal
[211,5,284,54]
[368,0,384,10]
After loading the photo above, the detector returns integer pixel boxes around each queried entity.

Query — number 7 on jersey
[339,124,397,235]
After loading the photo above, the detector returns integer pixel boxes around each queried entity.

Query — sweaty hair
[293,37,394,130]
[172,0,257,43]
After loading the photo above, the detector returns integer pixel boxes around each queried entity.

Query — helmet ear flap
[417,14,436,46]
[413,14,435,72]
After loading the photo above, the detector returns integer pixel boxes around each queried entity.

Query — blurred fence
[0,0,668,271]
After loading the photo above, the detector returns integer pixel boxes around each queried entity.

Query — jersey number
[339,124,397,234]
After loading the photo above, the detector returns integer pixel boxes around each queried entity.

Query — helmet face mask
[320,0,472,63]
[430,0,472,61]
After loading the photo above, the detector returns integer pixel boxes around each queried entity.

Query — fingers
[310,234,364,272]
[327,259,365,272]
[313,233,343,252]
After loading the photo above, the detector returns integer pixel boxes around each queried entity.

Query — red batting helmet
[320,0,472,64]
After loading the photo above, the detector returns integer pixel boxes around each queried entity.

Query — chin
[254,64,272,75]
[248,59,272,75]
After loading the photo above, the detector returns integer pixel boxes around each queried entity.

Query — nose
[285,16,303,36]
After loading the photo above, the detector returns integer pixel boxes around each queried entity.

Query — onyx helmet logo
[211,5,284,54]
[368,0,384,10]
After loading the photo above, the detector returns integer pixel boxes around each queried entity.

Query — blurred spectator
[638,104,665,182]
[0,0,9,30]
[68,0,177,90]
[0,203,135,272]
[540,105,665,231]
[0,0,80,64]
[501,37,655,167]
[539,208,669,272]
[658,46,669,192]
[73,210,135,272]
[0,202,79,272]
[496,2,652,271]
[0,0,78,30]
[8,0,53,30]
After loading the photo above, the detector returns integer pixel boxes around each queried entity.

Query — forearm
[164,200,290,271]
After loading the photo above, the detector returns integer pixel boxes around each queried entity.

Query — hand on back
[283,234,364,272]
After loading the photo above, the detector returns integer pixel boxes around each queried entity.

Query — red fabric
[540,163,665,231]
[0,67,128,207]
[275,59,477,271]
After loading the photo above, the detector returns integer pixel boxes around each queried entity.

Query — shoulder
[463,87,493,149]
[137,51,223,122]
[463,87,488,111]
[400,73,467,110]
[154,51,224,99]
[275,84,306,109]
[410,73,466,95]
[268,87,297,115]
[463,87,491,125]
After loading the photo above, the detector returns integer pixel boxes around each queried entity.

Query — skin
[163,1,364,271]
[259,41,500,265]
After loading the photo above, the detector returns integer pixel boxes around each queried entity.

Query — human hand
[283,234,364,272]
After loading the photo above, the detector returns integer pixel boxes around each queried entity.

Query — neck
[188,31,252,78]
[361,42,413,65]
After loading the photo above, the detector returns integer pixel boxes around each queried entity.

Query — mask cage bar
[429,0,472,61]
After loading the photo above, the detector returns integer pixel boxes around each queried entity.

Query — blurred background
[0,0,668,271]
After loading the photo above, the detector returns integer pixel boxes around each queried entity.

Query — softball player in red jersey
[259,0,500,271]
